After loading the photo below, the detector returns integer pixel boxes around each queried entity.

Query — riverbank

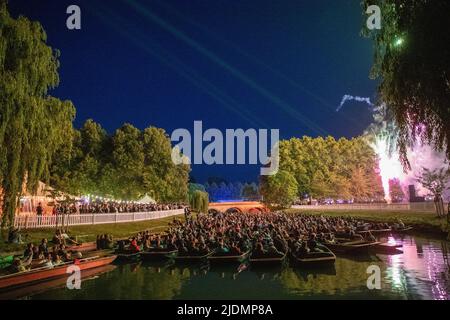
[0,214,184,255]
[286,208,449,238]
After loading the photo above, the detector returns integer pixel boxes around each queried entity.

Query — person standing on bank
[36,202,43,224]
[184,206,191,222]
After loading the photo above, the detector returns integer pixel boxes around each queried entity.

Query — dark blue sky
[9,0,377,183]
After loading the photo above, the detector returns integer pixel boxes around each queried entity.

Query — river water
[14,235,450,300]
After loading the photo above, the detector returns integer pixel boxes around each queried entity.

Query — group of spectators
[51,201,186,215]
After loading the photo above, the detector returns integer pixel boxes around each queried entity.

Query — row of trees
[49,120,190,203]
[0,2,190,227]
[261,136,385,208]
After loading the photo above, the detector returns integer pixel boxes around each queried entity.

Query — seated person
[252,242,266,258]
[39,238,49,256]
[23,243,34,260]
[266,242,284,257]
[32,246,41,260]
[296,242,310,257]
[52,229,64,245]
[43,253,54,268]
[217,239,230,254]
[198,242,209,255]
[307,234,318,251]
[9,257,31,274]
[60,229,79,245]
[105,234,114,249]
[96,235,104,249]
[229,242,242,255]
[128,237,140,253]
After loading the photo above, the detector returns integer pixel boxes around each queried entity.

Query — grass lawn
[0,214,184,255]
[286,208,449,236]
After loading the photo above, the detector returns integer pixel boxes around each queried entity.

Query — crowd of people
[119,212,402,258]
[7,229,84,273]
[52,201,186,215]
[5,211,406,275]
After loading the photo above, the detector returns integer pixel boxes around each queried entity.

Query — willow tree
[362,0,450,167]
[0,1,75,227]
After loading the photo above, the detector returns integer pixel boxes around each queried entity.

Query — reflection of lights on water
[387,254,405,291]
[424,246,447,300]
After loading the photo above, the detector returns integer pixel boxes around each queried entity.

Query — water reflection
[25,235,449,300]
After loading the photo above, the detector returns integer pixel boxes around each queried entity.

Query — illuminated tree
[416,167,450,217]
[260,170,298,209]
[0,1,75,227]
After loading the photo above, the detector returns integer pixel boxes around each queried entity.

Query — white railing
[13,209,184,229]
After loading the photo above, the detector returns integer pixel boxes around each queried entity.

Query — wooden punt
[371,243,403,255]
[172,251,214,263]
[115,251,141,261]
[140,249,178,261]
[326,240,380,254]
[357,229,392,236]
[392,226,413,234]
[292,245,336,266]
[207,250,251,264]
[249,251,287,266]
[66,242,97,252]
[0,255,117,291]
[0,264,117,300]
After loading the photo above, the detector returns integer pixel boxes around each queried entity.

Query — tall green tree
[0,1,75,227]
[260,170,298,209]
[111,123,144,199]
[362,0,450,167]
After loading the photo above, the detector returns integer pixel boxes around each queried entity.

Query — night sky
[9,0,377,183]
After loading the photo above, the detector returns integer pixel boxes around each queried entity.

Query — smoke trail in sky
[337,95,375,111]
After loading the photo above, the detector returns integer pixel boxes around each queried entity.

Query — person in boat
[229,242,242,255]
[32,246,41,260]
[392,219,406,230]
[39,238,49,256]
[53,253,63,266]
[23,243,34,260]
[296,242,310,257]
[104,234,114,249]
[96,234,103,249]
[216,238,230,255]
[252,241,266,258]
[363,231,377,243]
[129,237,140,253]
[60,229,79,245]
[307,234,318,251]
[266,241,284,258]
[43,253,54,268]
[57,244,72,261]
[143,237,152,251]
[9,257,31,273]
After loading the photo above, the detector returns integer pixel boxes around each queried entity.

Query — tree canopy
[260,170,298,209]
[362,0,450,167]
[0,1,75,227]
[50,120,190,203]
[278,136,384,201]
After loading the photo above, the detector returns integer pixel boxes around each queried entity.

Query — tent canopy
[136,194,156,204]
